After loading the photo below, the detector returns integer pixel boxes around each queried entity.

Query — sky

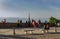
[0,0,60,19]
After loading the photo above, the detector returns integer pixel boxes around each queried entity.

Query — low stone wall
[0,23,58,28]
[0,23,38,28]
[0,23,17,28]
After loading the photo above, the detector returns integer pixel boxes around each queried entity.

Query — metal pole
[13,27,15,35]
[55,26,57,33]
[55,23,57,33]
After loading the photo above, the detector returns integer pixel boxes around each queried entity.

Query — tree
[49,16,57,24]
[57,20,60,23]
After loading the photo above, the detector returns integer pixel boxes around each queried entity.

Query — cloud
[0,0,60,18]
[0,0,4,7]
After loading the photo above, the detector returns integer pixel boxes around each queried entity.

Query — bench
[24,30,34,34]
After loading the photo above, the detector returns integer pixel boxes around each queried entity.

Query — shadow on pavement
[48,32,60,34]
[0,34,35,39]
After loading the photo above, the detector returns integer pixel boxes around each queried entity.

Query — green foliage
[57,20,60,23]
[49,16,60,23]
[49,16,57,23]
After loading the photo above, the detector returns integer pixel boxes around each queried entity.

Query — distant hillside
[0,17,49,23]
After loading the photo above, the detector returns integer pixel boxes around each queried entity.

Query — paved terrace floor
[0,27,60,39]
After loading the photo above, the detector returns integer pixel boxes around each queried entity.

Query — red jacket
[32,20,36,28]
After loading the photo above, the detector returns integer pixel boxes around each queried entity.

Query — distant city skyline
[0,0,60,19]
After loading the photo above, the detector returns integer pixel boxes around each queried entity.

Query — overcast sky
[0,0,60,18]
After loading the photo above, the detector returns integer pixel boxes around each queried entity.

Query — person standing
[2,19,6,24]
[32,19,36,28]
[17,20,20,28]
[38,20,42,28]
[44,21,49,33]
